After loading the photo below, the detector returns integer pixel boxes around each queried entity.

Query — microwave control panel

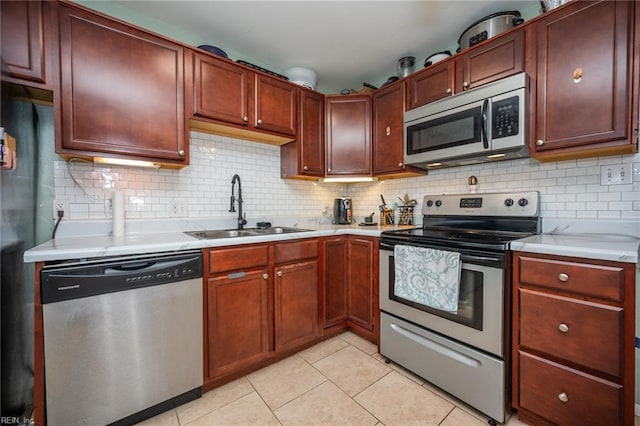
[492,96,519,139]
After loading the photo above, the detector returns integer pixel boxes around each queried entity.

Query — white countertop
[510,233,639,264]
[24,224,409,263]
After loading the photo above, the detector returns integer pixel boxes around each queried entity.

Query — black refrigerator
[1,79,40,419]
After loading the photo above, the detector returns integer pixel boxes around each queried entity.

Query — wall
[54,131,346,224]
[54,131,640,228]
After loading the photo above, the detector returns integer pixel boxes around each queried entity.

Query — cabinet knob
[262,273,268,280]
[446,88,452,94]
[558,323,569,333]
[303,165,308,171]
[257,119,263,124]
[385,126,391,136]
[398,162,403,168]
[327,168,331,172]
[536,139,544,146]
[573,67,583,83]
[276,270,283,277]
[558,392,569,403]
[462,82,469,89]
[558,273,569,282]
[178,149,185,157]
[243,116,249,122]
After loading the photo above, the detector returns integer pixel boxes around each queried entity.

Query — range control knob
[504,198,514,207]
[426,200,434,207]
[435,200,442,207]
[518,198,528,207]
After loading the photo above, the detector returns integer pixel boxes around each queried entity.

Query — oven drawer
[517,255,624,302]
[380,312,506,423]
[519,288,622,377]
[519,351,622,425]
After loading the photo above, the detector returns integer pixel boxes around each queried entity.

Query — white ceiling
[106,1,541,93]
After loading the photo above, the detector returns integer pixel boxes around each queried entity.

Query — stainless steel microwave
[404,73,529,169]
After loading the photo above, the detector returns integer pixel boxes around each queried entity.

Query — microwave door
[404,99,488,165]
[489,87,526,151]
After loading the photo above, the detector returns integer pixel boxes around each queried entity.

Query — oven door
[404,98,487,165]
[379,243,504,357]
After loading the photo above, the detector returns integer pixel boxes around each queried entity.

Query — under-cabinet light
[426,162,442,167]
[94,157,161,168]
[486,153,506,159]
[321,177,378,183]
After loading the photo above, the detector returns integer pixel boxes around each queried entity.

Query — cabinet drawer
[518,255,624,302]
[209,245,268,274]
[519,351,622,425]
[274,239,318,264]
[520,289,622,377]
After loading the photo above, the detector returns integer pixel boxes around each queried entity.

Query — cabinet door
[299,90,325,176]
[57,5,187,163]
[406,61,454,110]
[207,270,269,379]
[255,74,297,136]
[193,53,251,127]
[326,95,372,176]
[323,238,348,327]
[1,1,45,83]
[348,237,377,332]
[534,1,634,154]
[274,260,319,352]
[456,30,524,92]
[373,83,406,175]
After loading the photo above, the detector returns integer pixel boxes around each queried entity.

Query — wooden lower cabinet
[322,236,378,341]
[512,251,635,426]
[274,260,318,352]
[207,269,269,379]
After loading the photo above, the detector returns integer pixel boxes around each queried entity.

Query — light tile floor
[137,331,532,426]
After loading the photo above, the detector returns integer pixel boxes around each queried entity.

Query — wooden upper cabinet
[533,0,637,160]
[407,30,523,111]
[280,89,325,178]
[254,74,297,136]
[455,30,524,92]
[1,1,47,85]
[57,4,187,165]
[193,53,251,126]
[192,52,297,143]
[406,61,454,110]
[326,95,372,176]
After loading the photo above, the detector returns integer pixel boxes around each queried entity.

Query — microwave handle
[481,99,489,149]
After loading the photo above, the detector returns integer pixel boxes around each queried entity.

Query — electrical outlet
[169,202,188,217]
[52,199,68,219]
[600,164,633,185]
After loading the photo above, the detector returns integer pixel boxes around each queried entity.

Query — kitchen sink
[185,226,313,240]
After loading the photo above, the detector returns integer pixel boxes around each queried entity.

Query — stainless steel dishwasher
[40,250,203,426]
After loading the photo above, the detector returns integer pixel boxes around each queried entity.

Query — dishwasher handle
[41,252,203,304]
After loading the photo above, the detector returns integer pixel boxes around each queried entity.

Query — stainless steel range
[379,191,540,424]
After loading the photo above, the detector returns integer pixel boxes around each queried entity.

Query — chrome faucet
[229,174,247,230]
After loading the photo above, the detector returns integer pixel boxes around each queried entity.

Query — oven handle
[379,243,503,267]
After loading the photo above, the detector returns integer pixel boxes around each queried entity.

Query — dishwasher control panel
[41,252,203,304]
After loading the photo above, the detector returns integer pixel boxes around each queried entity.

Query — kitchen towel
[393,245,461,313]
[112,191,125,237]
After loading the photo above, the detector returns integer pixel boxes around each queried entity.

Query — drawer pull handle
[558,392,569,403]
[558,273,569,282]
[558,323,569,333]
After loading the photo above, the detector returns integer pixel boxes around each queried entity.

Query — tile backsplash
[54,131,639,224]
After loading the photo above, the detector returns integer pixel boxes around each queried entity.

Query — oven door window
[388,256,483,330]
[406,105,482,155]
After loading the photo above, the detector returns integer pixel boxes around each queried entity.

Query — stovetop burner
[380,191,541,252]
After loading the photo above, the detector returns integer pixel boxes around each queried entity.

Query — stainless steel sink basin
[185,227,312,240]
